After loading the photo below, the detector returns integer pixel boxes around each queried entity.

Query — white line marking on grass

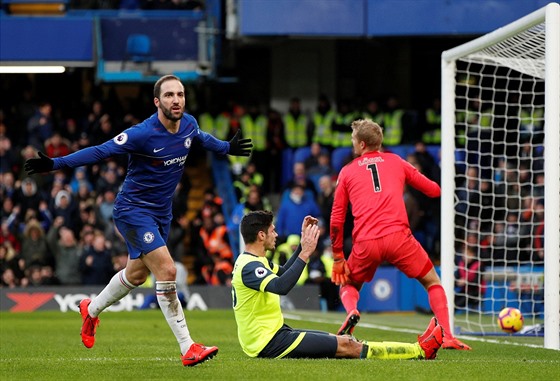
[283,313,545,349]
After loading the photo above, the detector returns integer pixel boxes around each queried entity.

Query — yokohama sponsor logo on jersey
[164,155,188,166]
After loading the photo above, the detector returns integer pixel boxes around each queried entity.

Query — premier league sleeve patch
[254,267,267,278]
[114,132,128,145]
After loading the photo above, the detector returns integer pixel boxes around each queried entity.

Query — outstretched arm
[25,131,134,175]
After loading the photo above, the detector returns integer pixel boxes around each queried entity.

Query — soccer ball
[497,307,524,333]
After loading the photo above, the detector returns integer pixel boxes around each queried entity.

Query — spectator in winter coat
[79,231,114,285]
[275,184,321,239]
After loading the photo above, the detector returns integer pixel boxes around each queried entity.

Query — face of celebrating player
[263,224,278,252]
[155,79,185,123]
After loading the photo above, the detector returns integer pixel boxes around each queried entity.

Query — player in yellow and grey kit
[231,210,445,360]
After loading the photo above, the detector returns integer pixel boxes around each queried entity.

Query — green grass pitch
[1,309,558,380]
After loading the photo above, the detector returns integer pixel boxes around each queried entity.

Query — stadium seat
[385,145,413,159]
[293,147,312,164]
[121,34,154,72]
[331,147,353,172]
[308,173,323,191]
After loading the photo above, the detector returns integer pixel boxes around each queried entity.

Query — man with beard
[24,75,253,366]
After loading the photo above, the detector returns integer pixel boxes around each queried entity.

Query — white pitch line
[283,313,545,349]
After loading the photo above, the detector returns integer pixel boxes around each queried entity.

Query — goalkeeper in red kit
[329,119,471,350]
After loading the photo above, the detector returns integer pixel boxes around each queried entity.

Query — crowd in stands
[0,87,440,299]
[451,97,545,311]
[0,81,546,311]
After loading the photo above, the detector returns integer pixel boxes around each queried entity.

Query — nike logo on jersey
[177,318,185,323]
[153,147,165,153]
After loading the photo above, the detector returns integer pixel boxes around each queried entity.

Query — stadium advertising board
[0,285,322,313]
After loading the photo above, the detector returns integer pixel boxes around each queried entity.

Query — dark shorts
[348,228,433,283]
[113,209,171,259]
[258,324,338,359]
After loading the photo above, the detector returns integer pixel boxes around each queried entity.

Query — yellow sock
[363,341,423,360]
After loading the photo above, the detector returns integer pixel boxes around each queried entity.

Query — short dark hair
[153,75,181,99]
[240,210,274,244]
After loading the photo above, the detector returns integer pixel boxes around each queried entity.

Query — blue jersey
[53,112,229,216]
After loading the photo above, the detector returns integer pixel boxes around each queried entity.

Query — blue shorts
[113,209,171,259]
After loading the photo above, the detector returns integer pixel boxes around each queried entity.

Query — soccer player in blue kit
[25,74,252,366]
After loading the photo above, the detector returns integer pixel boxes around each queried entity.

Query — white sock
[88,269,136,318]
[156,281,194,355]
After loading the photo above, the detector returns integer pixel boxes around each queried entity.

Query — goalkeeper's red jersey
[330,150,441,252]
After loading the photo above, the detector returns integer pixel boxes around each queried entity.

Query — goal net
[440,3,559,349]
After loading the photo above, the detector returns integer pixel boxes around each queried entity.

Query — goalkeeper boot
[337,309,360,336]
[418,317,438,343]
[419,325,443,360]
[181,343,219,366]
[79,298,100,349]
[442,336,472,350]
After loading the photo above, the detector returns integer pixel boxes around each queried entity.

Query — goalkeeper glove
[331,250,350,286]
[228,130,253,157]
[24,151,54,175]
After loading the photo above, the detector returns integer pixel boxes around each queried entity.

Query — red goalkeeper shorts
[347,228,433,284]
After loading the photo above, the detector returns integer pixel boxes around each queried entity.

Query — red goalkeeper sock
[428,284,452,338]
[340,284,359,313]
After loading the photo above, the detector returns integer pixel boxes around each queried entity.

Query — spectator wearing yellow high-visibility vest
[245,161,264,190]
[233,170,253,203]
[270,234,301,266]
[331,99,358,148]
[198,105,232,166]
[283,97,310,149]
[362,99,385,126]
[383,95,405,146]
[311,94,336,150]
[520,106,544,144]
[240,102,268,185]
[461,98,492,136]
[198,104,231,141]
[422,98,442,145]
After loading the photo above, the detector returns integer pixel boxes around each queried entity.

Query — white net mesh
[452,21,546,335]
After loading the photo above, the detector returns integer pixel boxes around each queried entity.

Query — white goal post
[441,2,559,350]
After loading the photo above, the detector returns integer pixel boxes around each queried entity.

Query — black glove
[24,151,54,175]
[228,130,253,157]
